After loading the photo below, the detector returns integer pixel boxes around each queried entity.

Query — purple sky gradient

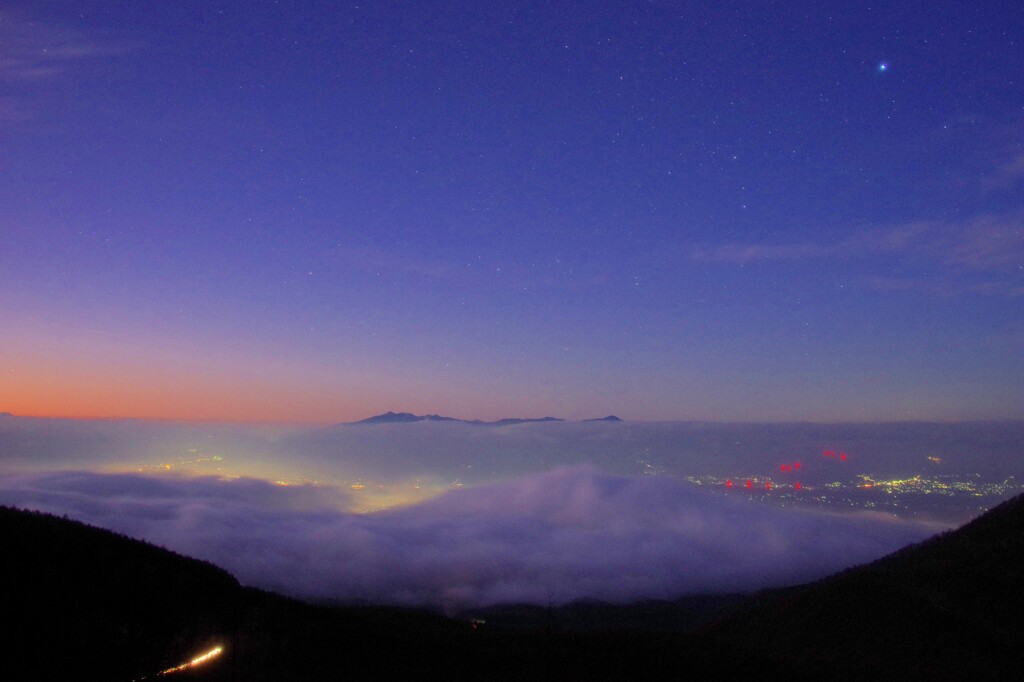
[1,2,1022,422]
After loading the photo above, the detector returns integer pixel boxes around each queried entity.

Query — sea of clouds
[0,466,941,609]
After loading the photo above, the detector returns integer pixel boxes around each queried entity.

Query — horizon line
[3,410,1022,427]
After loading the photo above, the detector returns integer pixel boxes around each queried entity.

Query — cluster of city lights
[718,450,849,493]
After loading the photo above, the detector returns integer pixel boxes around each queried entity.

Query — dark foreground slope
[1,505,243,680]
[0,505,791,681]
[704,493,1024,680]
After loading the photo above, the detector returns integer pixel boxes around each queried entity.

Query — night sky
[2,1,1022,422]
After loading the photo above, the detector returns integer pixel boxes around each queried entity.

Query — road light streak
[156,645,223,676]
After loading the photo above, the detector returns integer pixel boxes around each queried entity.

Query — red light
[795,482,802,490]
[765,481,772,490]
[726,479,733,488]
[794,462,800,469]
[780,465,787,472]
[841,453,847,461]
[824,450,835,458]
[745,480,752,489]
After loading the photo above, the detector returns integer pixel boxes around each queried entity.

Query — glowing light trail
[134,645,224,679]
[160,645,223,675]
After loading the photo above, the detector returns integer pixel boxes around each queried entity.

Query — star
[878,62,889,72]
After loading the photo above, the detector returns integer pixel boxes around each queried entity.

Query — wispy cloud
[0,467,941,609]
[691,242,836,264]
[980,122,1024,191]
[693,212,1024,296]
[0,12,125,82]
[861,274,954,296]
[986,150,1024,190]
[929,214,1024,272]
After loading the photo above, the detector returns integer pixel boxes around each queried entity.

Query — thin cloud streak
[691,243,835,264]
[982,143,1024,191]
[931,214,1024,272]
[0,13,126,82]
[693,212,1024,296]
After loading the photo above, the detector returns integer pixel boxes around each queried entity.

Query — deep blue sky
[1,1,1021,421]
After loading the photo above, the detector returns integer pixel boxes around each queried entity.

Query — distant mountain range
[351,411,623,425]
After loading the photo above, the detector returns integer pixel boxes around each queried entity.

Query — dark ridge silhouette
[1,505,242,681]
[350,411,565,426]
[703,492,1024,679]
[485,416,564,426]
[353,411,460,424]
[583,415,623,422]
[0,505,796,680]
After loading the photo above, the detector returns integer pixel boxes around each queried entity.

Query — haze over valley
[2,412,1019,608]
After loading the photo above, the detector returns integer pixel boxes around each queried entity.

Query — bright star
[878,62,889,72]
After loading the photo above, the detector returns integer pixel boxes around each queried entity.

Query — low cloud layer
[0,467,941,609]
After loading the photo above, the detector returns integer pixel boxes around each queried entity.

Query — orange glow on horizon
[2,389,359,425]
[0,328,416,423]
[2,339,533,424]
[2,354,385,423]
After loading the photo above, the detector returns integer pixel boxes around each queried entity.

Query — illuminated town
[684,468,1019,523]
[123,443,1020,524]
